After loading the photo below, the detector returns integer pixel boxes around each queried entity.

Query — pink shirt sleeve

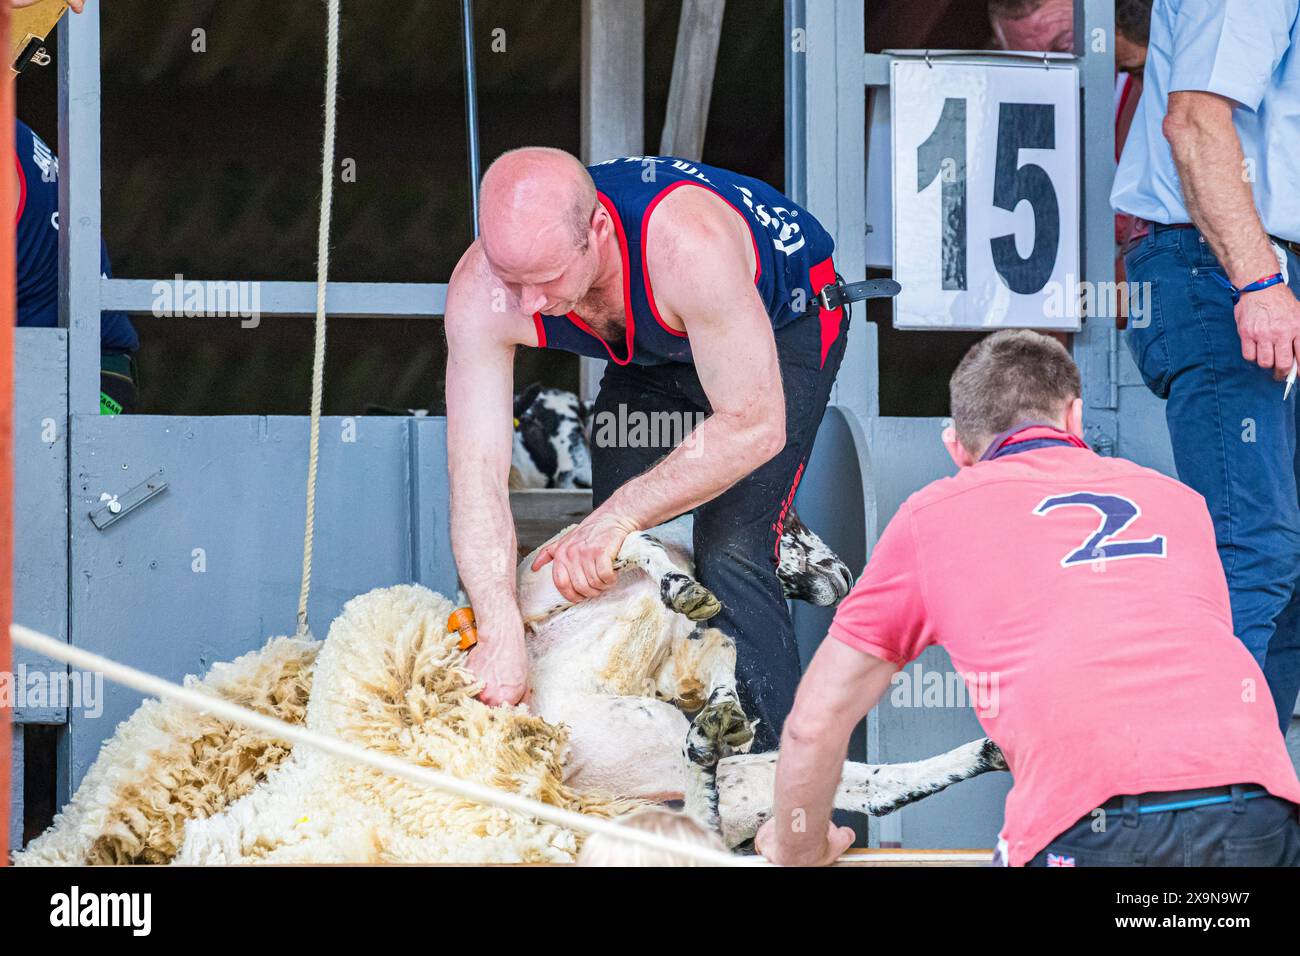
[827,504,935,666]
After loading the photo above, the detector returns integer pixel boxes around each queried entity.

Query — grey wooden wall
[63,414,457,788]
[9,368,457,829]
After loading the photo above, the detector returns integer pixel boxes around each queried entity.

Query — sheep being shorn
[17,519,1005,864]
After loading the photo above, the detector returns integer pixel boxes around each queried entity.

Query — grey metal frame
[780,0,1118,421]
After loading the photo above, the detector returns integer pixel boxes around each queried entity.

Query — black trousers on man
[590,308,850,751]
[1026,785,1300,866]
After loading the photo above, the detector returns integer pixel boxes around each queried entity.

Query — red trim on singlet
[772,459,806,560]
[13,151,26,226]
[531,311,547,348]
[640,180,763,339]
[561,191,635,365]
[808,255,842,370]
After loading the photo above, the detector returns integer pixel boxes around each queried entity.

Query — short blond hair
[949,329,1080,454]
[576,808,727,867]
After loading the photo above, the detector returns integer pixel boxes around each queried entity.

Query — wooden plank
[659,0,726,160]
[510,489,593,556]
[580,0,643,405]
[12,331,68,724]
[832,847,993,867]
[580,0,644,164]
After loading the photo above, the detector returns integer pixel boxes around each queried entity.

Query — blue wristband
[1211,271,1284,304]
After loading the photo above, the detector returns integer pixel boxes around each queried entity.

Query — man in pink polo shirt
[756,330,1300,867]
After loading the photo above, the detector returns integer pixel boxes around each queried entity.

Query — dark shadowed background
[17,0,995,417]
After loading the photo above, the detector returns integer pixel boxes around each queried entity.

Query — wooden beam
[580,0,644,164]
[659,0,726,160]
[579,0,644,401]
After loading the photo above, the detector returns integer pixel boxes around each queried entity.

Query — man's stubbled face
[991,0,1075,53]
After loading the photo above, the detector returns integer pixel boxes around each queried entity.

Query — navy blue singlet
[532,156,840,368]
[15,119,137,352]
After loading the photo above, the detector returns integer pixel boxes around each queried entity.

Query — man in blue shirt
[1113,0,1300,732]
[13,119,138,413]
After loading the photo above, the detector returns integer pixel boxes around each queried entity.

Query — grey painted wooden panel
[67,414,454,788]
[866,416,1011,849]
[1116,346,1177,477]
[868,416,955,523]
[409,416,459,598]
[13,329,69,724]
[8,729,22,852]
[1118,383,1177,478]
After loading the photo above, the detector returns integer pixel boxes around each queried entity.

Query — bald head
[479,147,598,273]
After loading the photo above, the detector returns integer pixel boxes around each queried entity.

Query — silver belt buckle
[818,282,838,311]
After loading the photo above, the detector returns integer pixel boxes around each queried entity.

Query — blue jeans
[1125,224,1300,734]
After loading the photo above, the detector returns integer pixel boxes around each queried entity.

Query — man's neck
[577,229,625,322]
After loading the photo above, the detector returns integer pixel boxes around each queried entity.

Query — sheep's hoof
[687,691,755,766]
[661,572,721,621]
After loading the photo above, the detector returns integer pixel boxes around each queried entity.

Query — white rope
[297,0,341,636]
[12,623,743,867]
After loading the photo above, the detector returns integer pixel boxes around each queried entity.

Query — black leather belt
[1149,221,1300,259]
[818,277,902,311]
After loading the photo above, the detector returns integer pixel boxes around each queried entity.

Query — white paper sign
[891,59,1080,330]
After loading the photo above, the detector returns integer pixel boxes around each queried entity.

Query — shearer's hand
[465,617,529,706]
[531,509,637,603]
[1235,281,1300,380]
[755,818,855,867]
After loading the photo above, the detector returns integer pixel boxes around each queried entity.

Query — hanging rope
[297,0,341,636]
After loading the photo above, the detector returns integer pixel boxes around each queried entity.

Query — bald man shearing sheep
[445,149,875,749]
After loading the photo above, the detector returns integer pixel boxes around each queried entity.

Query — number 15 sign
[891,59,1080,330]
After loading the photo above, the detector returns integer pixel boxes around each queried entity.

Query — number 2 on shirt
[1034,492,1166,567]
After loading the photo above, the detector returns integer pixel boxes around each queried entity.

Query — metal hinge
[89,469,168,530]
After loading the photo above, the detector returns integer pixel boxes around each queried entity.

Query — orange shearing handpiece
[448,606,478,651]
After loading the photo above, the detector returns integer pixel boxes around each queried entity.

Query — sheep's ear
[514,382,543,419]
[579,400,594,428]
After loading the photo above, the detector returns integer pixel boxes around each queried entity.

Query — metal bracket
[88,469,167,530]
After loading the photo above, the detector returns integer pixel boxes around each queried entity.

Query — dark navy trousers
[1126,224,1300,734]
[1027,785,1300,866]
[590,308,850,751]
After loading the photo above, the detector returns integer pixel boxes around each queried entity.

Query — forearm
[601,412,781,530]
[763,641,897,864]
[1166,101,1276,286]
[449,469,521,633]
[767,718,853,863]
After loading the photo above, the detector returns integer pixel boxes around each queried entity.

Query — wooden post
[0,0,15,865]
[659,0,726,160]
[579,0,643,403]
